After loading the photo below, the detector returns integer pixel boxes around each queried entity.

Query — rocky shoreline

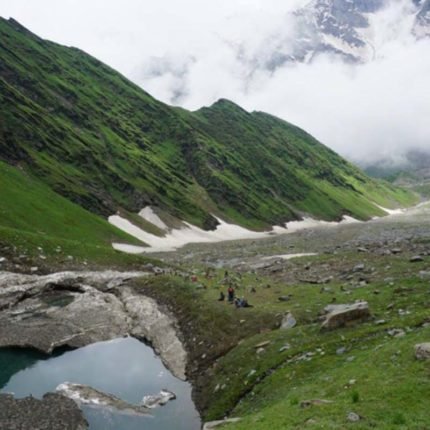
[0,392,88,430]
[0,270,190,429]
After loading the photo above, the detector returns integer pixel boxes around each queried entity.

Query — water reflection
[0,337,200,430]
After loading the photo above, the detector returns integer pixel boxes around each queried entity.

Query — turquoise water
[0,337,201,430]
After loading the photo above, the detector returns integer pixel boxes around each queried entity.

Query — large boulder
[321,301,370,330]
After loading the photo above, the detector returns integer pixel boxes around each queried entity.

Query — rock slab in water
[415,343,430,360]
[0,393,88,430]
[142,389,176,408]
[321,302,370,330]
[56,382,149,416]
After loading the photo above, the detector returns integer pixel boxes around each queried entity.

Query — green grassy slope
[133,249,430,429]
[0,18,417,232]
[0,160,144,262]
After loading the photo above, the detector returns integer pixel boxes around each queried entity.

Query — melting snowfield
[109,206,363,254]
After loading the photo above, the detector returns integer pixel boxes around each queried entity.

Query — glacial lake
[0,337,201,430]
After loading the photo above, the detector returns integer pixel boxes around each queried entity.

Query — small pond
[0,337,201,430]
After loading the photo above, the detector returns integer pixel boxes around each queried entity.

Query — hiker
[234,297,253,308]
[227,286,235,302]
[218,291,225,301]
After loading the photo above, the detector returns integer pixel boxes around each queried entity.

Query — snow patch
[139,207,168,230]
[374,204,405,215]
[261,253,318,260]
[110,212,360,254]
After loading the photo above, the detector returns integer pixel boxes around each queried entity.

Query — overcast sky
[1,0,429,164]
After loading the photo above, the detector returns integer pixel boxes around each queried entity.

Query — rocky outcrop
[321,301,370,330]
[56,383,149,416]
[0,270,187,379]
[120,287,187,380]
[0,392,88,430]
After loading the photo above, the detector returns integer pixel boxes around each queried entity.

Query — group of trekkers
[217,271,252,308]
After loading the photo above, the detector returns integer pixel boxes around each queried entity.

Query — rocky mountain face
[289,0,429,63]
[414,0,430,37]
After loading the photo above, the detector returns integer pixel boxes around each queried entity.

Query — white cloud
[0,0,429,163]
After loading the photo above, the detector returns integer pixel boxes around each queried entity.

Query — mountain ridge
[0,17,416,240]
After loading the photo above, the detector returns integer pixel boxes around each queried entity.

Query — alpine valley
[1,14,430,430]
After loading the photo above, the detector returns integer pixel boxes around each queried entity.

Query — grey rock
[347,412,361,422]
[0,393,88,430]
[279,343,291,352]
[142,390,176,408]
[410,255,424,262]
[419,271,430,280]
[281,312,297,330]
[321,302,370,330]
[353,263,365,272]
[387,328,405,337]
[415,343,430,360]
[336,347,347,355]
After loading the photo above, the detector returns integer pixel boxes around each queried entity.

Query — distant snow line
[109,206,361,254]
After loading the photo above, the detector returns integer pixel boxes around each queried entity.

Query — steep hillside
[0,18,416,233]
[0,160,144,264]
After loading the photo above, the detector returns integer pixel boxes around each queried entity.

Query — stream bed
[0,337,201,430]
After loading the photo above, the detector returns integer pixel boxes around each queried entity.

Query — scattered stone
[203,418,241,429]
[375,319,387,325]
[321,302,370,330]
[300,399,333,408]
[336,347,347,355]
[256,347,266,355]
[254,341,271,349]
[357,247,368,253]
[347,412,361,422]
[387,328,405,337]
[0,393,88,430]
[278,295,291,302]
[353,264,365,272]
[386,303,395,310]
[346,356,355,362]
[419,271,430,280]
[319,276,333,285]
[410,255,424,262]
[142,390,176,408]
[415,343,430,360]
[279,343,291,352]
[281,312,296,330]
